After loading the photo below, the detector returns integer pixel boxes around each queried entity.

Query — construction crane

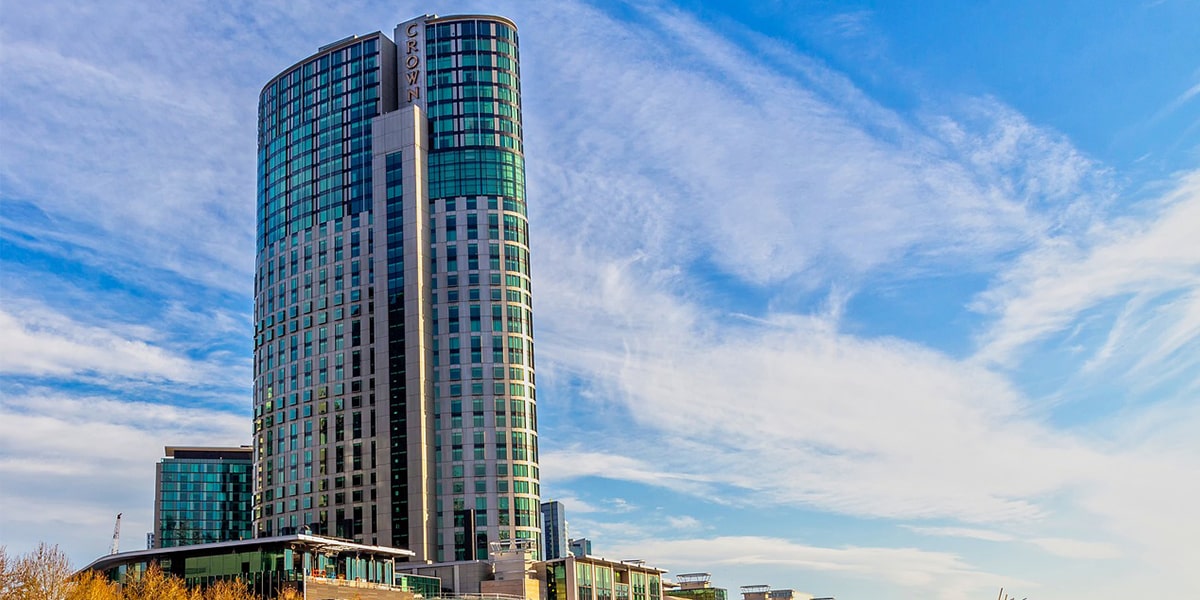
[110,513,122,555]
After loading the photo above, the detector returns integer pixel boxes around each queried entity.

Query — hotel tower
[253,14,538,562]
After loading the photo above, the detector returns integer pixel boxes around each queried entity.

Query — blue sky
[1,1,1198,598]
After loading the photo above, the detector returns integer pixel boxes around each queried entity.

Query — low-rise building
[767,590,797,600]
[397,540,541,599]
[78,533,436,600]
[741,584,771,600]
[396,540,668,600]
[669,572,728,600]
[741,584,819,600]
[545,554,666,600]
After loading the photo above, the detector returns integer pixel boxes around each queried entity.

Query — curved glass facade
[253,33,393,544]
[424,15,540,561]
[256,36,386,250]
[252,15,538,563]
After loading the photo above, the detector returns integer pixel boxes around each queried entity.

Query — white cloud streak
[902,525,1122,559]
[901,525,1016,543]
[544,309,1092,523]
[974,171,1200,381]
[521,2,1097,292]
[537,253,1200,590]
[512,9,1198,596]
[603,535,1025,600]
[0,303,201,383]
[542,451,720,498]
[0,389,248,564]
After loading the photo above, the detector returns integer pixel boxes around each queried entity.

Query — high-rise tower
[253,14,538,562]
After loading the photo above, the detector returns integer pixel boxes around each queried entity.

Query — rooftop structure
[568,538,592,558]
[669,572,728,600]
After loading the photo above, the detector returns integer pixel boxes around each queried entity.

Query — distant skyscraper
[540,501,568,559]
[154,446,252,548]
[569,538,592,558]
[254,14,539,561]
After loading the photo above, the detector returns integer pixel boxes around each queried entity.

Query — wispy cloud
[542,451,719,498]
[0,388,247,563]
[537,249,1200,580]
[0,302,202,383]
[546,304,1078,522]
[521,2,1100,295]
[1150,80,1200,123]
[517,5,1198,594]
[973,171,1200,381]
[901,525,1016,543]
[902,525,1121,559]
[545,494,604,515]
[0,2,304,295]
[0,42,253,294]
[1027,537,1121,560]
[604,535,1025,600]
[0,294,251,398]
[664,515,706,531]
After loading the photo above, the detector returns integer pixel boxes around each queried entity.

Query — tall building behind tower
[540,500,568,560]
[154,446,253,548]
[253,14,538,562]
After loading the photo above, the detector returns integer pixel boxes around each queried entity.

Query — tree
[121,564,196,600]
[6,543,74,600]
[273,588,302,600]
[3,542,313,600]
[66,571,120,600]
[199,580,253,600]
[1,546,16,598]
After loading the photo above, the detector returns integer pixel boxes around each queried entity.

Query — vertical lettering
[403,20,423,106]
